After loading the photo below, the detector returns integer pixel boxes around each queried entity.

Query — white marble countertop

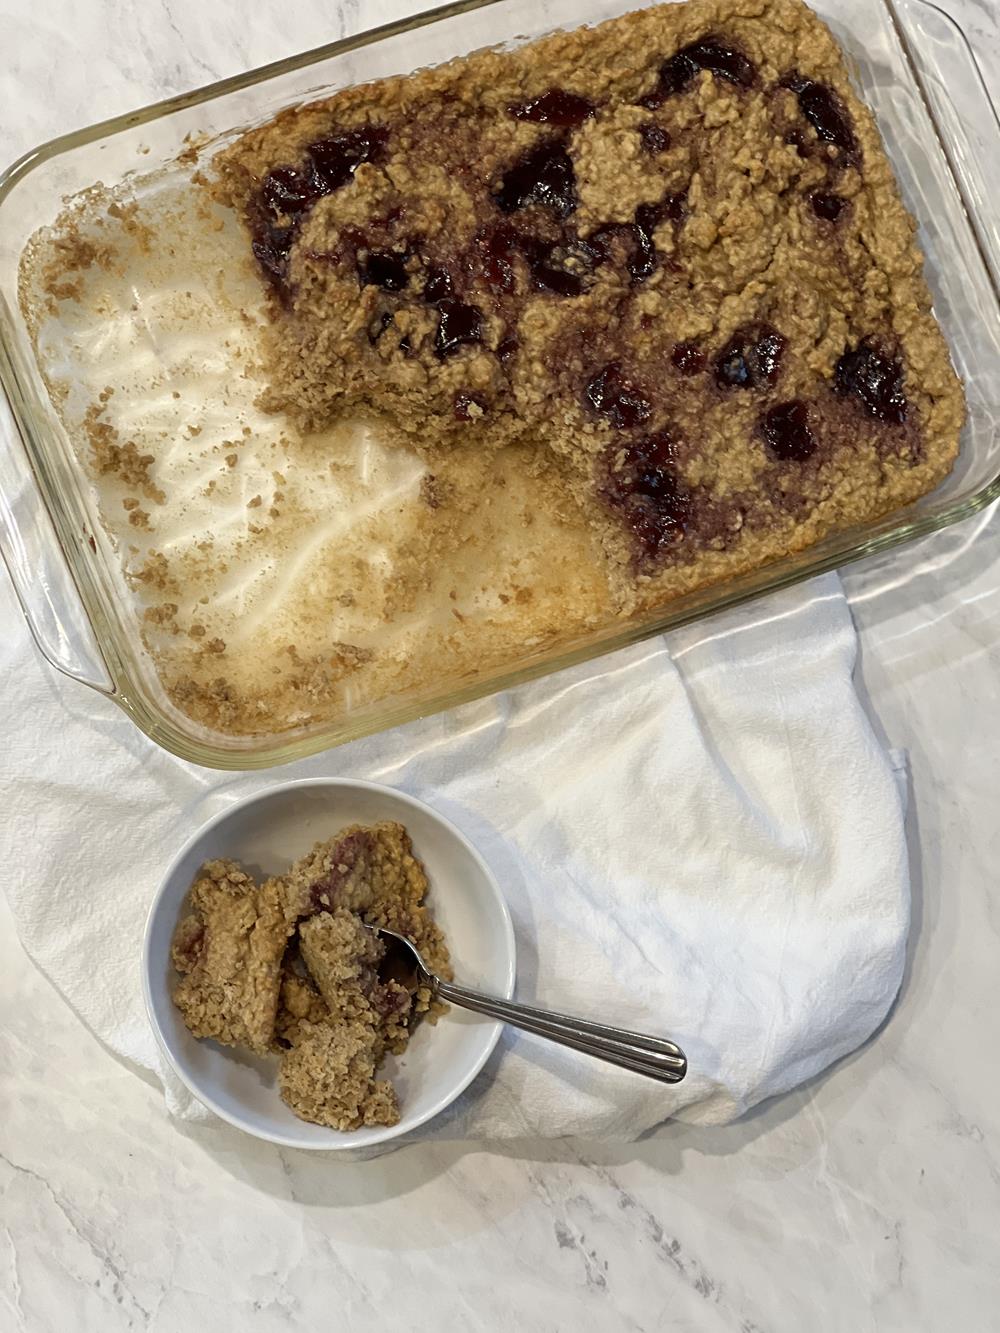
[3,1,1000,1328]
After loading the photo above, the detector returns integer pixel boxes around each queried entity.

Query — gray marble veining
[2,0,1000,1328]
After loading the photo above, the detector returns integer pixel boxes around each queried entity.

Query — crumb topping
[171,823,450,1130]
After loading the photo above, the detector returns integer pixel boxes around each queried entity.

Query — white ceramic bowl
[142,778,515,1149]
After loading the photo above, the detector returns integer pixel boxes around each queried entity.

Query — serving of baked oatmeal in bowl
[142,779,515,1148]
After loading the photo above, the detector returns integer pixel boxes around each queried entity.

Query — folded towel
[0,573,908,1137]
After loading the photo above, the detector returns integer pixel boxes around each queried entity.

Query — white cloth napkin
[0,572,908,1138]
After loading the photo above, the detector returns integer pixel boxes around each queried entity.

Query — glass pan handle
[0,386,113,694]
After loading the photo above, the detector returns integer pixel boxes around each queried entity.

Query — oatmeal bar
[171,823,451,1130]
[277,908,412,1130]
[278,1020,400,1131]
[171,859,289,1055]
[218,0,964,611]
[274,827,451,1127]
[299,909,412,1050]
[281,819,451,1015]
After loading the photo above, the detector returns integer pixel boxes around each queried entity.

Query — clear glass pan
[1,0,998,769]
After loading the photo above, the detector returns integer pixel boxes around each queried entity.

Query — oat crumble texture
[171,859,289,1056]
[20,0,966,745]
[218,0,964,613]
[170,824,450,1130]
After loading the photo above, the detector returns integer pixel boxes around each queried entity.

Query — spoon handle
[434,980,687,1084]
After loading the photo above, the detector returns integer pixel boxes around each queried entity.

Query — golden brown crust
[21,0,965,744]
[278,1020,400,1131]
[218,0,964,615]
[171,860,289,1056]
[170,825,449,1130]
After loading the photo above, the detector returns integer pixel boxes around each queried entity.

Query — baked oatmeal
[278,1016,401,1131]
[275,968,330,1045]
[280,820,451,1017]
[170,823,450,1130]
[279,909,411,1129]
[218,0,964,610]
[171,859,288,1056]
[19,0,966,745]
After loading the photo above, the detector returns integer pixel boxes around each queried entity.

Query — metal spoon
[369,925,687,1084]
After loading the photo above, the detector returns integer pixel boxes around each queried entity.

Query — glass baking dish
[1,0,998,769]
